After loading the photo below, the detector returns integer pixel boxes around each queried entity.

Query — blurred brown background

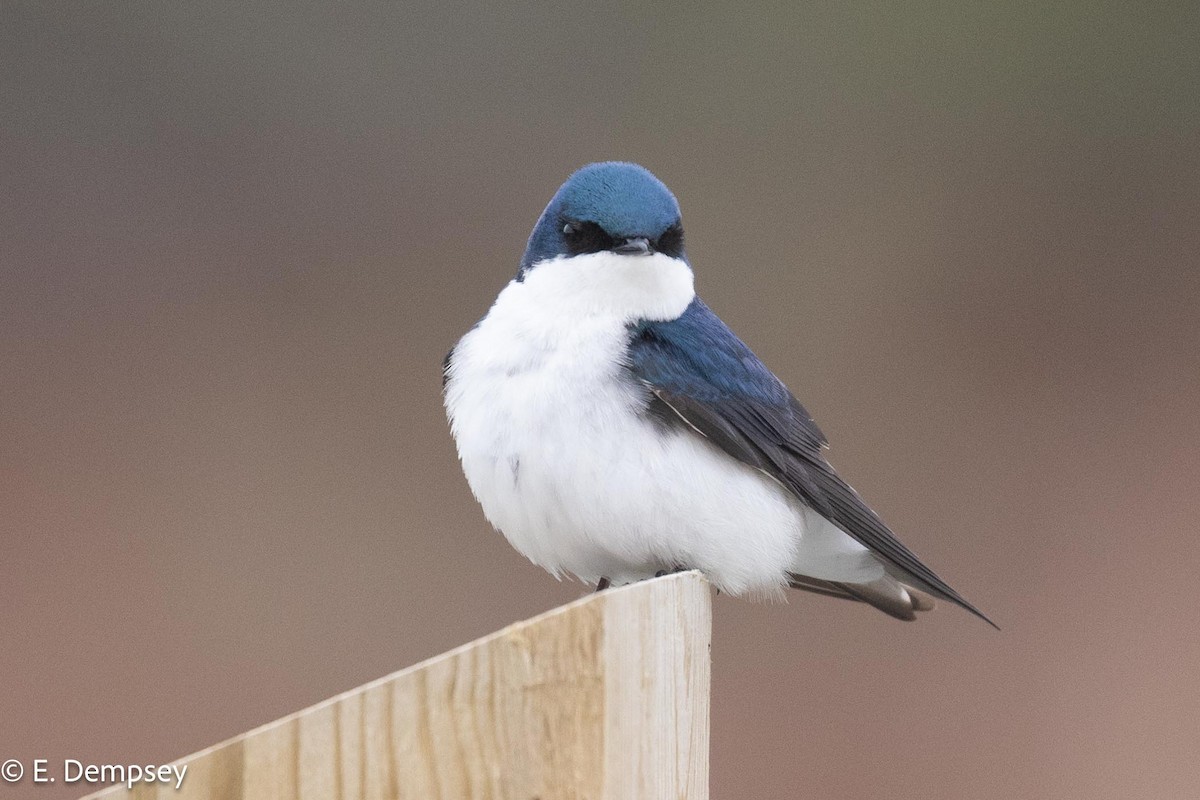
[2,2,1198,799]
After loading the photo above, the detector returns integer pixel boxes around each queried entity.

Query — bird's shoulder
[625,297,827,463]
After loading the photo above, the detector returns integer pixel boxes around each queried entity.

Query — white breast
[444,252,880,596]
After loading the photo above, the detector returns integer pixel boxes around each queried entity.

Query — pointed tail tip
[918,584,999,629]
[918,591,1000,630]
[961,600,1001,631]
[928,583,999,630]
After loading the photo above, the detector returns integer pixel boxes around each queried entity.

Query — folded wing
[626,298,995,627]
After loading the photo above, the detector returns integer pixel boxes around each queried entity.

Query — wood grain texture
[81,571,711,800]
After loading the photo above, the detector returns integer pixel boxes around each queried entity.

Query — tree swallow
[444,162,993,625]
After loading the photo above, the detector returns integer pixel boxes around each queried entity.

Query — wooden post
[81,571,711,800]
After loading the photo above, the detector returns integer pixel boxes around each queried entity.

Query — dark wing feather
[627,298,995,628]
[442,346,454,389]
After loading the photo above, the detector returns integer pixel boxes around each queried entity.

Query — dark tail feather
[788,573,936,622]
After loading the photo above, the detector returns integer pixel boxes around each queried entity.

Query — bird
[443,162,994,626]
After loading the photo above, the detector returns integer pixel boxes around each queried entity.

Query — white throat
[515,251,695,322]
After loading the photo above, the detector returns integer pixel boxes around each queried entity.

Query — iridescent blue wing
[627,298,993,626]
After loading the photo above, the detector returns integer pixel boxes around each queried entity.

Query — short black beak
[612,237,653,255]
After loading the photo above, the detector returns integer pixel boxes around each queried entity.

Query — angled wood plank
[81,571,711,800]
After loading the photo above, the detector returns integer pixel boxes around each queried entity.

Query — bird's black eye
[561,220,615,256]
[656,223,684,258]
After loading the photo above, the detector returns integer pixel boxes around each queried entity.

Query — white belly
[446,328,808,595]
[444,252,879,596]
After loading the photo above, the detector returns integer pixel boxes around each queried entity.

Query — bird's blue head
[518,162,685,278]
